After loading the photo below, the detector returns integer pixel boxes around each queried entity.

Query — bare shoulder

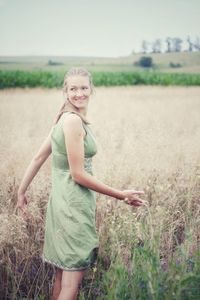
[62,113,83,135]
[63,113,82,126]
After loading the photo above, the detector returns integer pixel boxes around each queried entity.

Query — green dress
[42,111,99,271]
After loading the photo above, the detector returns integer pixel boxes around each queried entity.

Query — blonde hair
[53,67,94,125]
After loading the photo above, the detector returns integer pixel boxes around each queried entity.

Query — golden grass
[0,86,200,297]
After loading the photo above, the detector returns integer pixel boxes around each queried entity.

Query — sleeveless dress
[42,111,99,271]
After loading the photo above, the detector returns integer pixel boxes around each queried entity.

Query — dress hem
[41,254,94,271]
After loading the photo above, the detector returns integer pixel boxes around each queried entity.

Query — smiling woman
[53,68,95,126]
[16,67,145,300]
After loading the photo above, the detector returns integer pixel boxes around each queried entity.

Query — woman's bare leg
[51,267,63,300]
[57,270,85,300]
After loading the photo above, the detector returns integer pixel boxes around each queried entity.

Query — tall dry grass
[0,86,200,299]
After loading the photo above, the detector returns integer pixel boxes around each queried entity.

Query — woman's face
[66,75,92,109]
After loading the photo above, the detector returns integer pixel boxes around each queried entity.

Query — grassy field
[0,52,200,73]
[0,86,200,299]
[1,52,200,89]
[1,70,200,89]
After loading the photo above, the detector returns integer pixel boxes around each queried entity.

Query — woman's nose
[76,90,83,96]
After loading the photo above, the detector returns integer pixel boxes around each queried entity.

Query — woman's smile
[75,97,86,101]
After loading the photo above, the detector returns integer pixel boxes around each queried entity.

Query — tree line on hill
[133,36,200,54]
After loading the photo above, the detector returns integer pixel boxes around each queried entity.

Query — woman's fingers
[16,203,30,221]
[125,200,142,207]
[124,197,147,207]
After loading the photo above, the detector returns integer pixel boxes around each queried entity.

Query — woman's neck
[78,107,88,117]
[68,102,88,117]
[65,101,88,119]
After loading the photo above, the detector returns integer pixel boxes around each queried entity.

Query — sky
[0,0,200,57]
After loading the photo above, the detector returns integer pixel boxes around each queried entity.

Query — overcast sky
[0,0,199,57]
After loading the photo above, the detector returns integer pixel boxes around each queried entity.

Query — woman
[16,67,145,300]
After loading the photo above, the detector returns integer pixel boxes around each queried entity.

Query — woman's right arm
[63,114,145,206]
[16,127,53,216]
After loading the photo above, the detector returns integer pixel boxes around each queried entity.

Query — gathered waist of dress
[52,154,93,172]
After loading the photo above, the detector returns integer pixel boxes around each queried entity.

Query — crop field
[0,86,200,299]
[1,70,200,89]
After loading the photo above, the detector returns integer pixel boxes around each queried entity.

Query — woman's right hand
[122,189,146,207]
[16,192,30,220]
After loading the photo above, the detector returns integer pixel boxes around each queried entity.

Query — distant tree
[194,36,200,51]
[187,36,193,52]
[47,60,63,66]
[135,56,153,68]
[152,39,162,53]
[172,37,183,52]
[48,60,54,65]
[141,40,148,54]
[165,37,172,52]
[169,62,182,68]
